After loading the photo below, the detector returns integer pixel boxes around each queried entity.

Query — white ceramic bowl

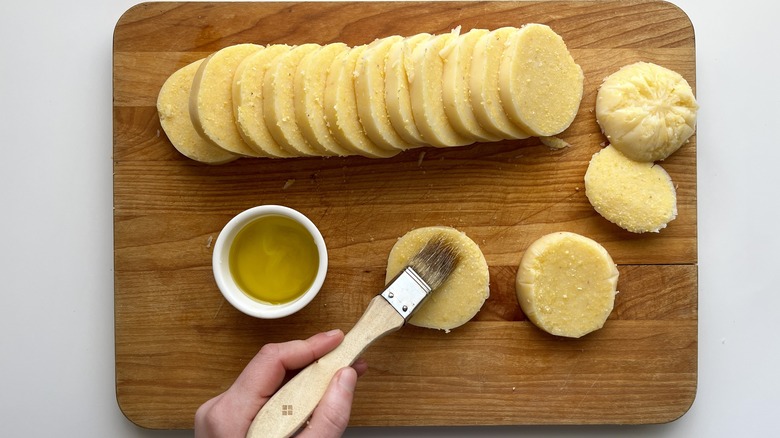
[212,205,328,319]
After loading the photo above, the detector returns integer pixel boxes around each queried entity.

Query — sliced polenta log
[355,35,416,152]
[409,32,472,147]
[164,25,587,163]
[324,46,398,158]
[516,232,619,338]
[442,28,501,142]
[263,43,327,156]
[384,33,431,147]
[157,59,237,164]
[584,145,678,233]
[190,43,264,157]
[499,24,584,137]
[386,226,489,332]
[233,44,294,158]
[294,43,353,156]
[470,28,530,140]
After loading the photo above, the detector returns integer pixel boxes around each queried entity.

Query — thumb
[297,367,358,437]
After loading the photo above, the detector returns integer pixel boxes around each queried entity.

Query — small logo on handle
[282,404,293,416]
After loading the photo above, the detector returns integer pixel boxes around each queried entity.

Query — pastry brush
[246,236,460,438]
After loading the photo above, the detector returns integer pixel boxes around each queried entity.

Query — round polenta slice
[386,226,489,332]
[355,35,416,152]
[470,27,530,140]
[190,43,264,157]
[499,24,584,137]
[409,32,472,147]
[294,43,354,156]
[157,59,237,164]
[233,44,294,158]
[263,43,327,156]
[584,145,678,233]
[324,45,399,158]
[516,232,619,338]
[384,33,431,147]
[442,28,501,142]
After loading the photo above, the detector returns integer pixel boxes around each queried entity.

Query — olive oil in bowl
[229,214,320,304]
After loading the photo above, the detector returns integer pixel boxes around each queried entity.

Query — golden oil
[228,215,319,304]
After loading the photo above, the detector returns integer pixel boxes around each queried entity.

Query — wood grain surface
[113,1,697,429]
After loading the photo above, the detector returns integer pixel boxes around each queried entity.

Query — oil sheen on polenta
[229,215,319,304]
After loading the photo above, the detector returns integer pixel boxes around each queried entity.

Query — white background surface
[1,0,778,436]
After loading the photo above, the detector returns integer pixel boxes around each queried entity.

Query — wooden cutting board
[113,1,697,429]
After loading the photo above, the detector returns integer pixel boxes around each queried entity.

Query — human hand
[195,329,367,438]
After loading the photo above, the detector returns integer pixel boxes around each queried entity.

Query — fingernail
[338,368,357,391]
[325,329,342,337]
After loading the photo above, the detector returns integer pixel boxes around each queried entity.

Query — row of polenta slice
[157,24,584,164]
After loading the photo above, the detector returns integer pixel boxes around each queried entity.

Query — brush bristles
[408,236,460,291]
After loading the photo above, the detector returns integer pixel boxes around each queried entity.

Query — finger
[227,329,345,418]
[352,357,369,377]
[297,367,358,438]
[193,393,224,438]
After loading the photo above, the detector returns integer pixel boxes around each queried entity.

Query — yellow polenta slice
[584,145,678,233]
[385,226,489,332]
[355,35,415,152]
[442,28,501,142]
[499,24,584,137]
[233,44,293,158]
[516,232,619,338]
[263,43,327,156]
[324,46,398,158]
[470,28,530,140]
[157,59,237,164]
[409,32,472,147]
[190,43,264,157]
[384,33,431,147]
[294,43,353,157]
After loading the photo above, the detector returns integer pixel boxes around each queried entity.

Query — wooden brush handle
[246,295,405,438]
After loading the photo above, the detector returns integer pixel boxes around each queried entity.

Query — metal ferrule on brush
[381,266,432,321]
